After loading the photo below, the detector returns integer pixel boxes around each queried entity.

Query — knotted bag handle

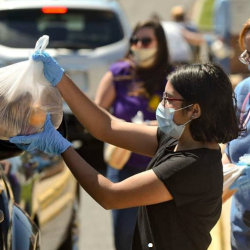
[34,35,49,53]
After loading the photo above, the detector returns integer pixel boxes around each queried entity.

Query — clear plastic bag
[0,35,63,140]
[223,163,246,192]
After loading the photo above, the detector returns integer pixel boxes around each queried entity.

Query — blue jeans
[107,165,145,250]
[231,188,250,250]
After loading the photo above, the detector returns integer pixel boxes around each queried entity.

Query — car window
[0,8,124,49]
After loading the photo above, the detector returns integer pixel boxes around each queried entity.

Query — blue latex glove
[32,51,64,87]
[9,115,72,155]
[229,166,250,190]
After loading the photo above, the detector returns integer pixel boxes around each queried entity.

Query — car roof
[0,0,121,11]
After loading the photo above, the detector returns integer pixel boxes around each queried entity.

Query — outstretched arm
[9,52,173,209]
[57,73,158,157]
[62,146,172,209]
[10,116,172,210]
[32,52,159,157]
[94,71,116,110]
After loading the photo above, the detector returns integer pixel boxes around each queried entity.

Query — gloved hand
[9,115,72,155]
[32,51,64,87]
[229,165,250,190]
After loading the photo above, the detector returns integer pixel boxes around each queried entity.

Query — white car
[0,0,131,170]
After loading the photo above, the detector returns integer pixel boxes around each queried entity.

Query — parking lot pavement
[79,188,115,250]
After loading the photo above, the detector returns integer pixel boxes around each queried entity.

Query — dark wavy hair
[168,62,242,144]
[125,20,172,97]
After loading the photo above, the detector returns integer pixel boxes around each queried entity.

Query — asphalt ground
[79,189,115,250]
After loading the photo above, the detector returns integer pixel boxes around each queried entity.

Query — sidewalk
[79,188,115,250]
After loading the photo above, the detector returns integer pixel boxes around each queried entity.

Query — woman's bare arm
[57,74,158,157]
[181,28,205,46]
[94,71,116,110]
[62,147,172,209]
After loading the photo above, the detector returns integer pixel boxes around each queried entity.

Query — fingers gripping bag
[0,35,63,140]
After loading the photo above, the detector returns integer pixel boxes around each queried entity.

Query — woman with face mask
[222,18,250,250]
[10,50,242,249]
[94,19,172,250]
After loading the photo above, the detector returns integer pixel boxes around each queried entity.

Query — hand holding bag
[0,35,63,140]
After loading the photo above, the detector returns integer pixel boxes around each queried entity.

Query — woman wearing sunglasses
[94,19,172,250]
[222,18,250,250]
[10,49,241,249]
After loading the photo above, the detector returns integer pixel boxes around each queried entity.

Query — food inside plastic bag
[0,35,63,140]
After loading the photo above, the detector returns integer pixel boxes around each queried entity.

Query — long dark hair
[125,20,172,97]
[168,63,242,144]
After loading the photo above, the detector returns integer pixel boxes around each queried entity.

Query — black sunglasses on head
[129,36,153,46]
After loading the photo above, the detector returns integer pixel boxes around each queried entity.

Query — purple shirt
[110,61,165,169]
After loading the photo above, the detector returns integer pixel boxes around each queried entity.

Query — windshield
[0,8,124,49]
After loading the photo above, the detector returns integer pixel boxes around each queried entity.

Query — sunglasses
[239,50,250,65]
[130,36,153,47]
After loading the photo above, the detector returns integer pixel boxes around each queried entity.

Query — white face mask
[130,47,157,67]
[248,63,250,71]
[156,103,193,139]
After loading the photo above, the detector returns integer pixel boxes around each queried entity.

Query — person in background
[94,19,172,250]
[212,0,231,74]
[222,18,250,250]
[170,5,200,62]
[161,18,193,65]
[170,5,199,33]
[160,5,209,66]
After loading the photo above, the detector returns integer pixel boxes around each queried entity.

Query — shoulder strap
[240,92,250,128]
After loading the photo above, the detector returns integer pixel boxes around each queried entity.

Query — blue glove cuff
[32,52,65,87]
[57,139,72,155]
[10,115,72,155]
[50,68,65,87]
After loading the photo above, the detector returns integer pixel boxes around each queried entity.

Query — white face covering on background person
[156,102,193,139]
[248,64,250,71]
[130,47,157,67]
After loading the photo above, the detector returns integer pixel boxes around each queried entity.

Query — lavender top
[109,61,165,169]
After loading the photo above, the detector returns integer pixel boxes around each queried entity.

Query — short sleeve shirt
[132,129,223,250]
